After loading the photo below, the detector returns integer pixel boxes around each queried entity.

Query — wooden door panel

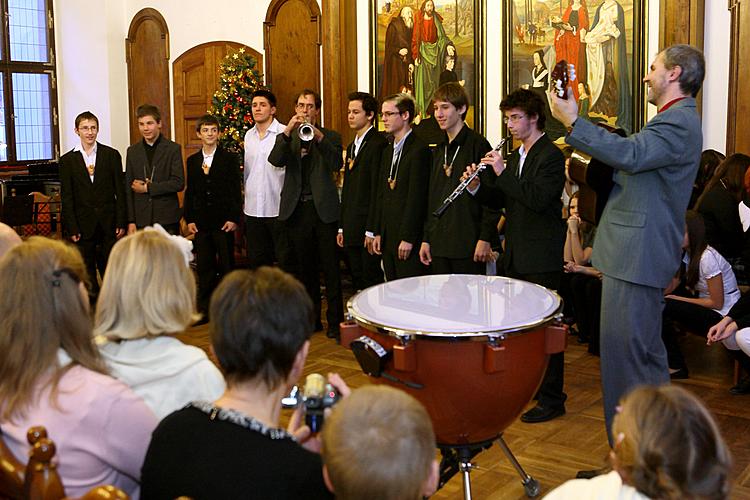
[265,0,321,123]
[173,42,260,163]
[127,9,171,145]
[728,0,749,154]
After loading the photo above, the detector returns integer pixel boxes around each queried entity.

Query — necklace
[388,151,401,190]
[443,144,461,177]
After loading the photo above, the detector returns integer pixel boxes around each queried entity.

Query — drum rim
[346,275,564,339]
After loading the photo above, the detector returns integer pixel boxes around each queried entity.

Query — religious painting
[371,0,485,133]
[504,0,647,139]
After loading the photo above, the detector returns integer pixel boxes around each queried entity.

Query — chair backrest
[0,426,129,500]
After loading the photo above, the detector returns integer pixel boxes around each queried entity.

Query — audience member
[125,104,184,235]
[662,211,740,379]
[0,237,157,498]
[419,82,498,275]
[269,89,343,339]
[369,93,430,280]
[689,149,725,209]
[546,385,731,499]
[694,153,750,280]
[0,222,21,257]
[94,228,225,419]
[59,111,126,298]
[708,293,750,394]
[562,193,602,354]
[141,267,343,499]
[338,91,386,291]
[321,385,439,500]
[184,114,242,315]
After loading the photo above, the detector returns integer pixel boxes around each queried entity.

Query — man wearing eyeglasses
[465,88,566,423]
[268,89,343,340]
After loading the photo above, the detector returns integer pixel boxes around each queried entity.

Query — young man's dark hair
[209,267,314,389]
[251,88,277,107]
[298,88,322,110]
[195,114,220,132]
[500,88,546,130]
[348,91,379,123]
[382,93,416,124]
[136,104,162,122]
[75,111,99,129]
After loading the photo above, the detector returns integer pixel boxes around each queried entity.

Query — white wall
[54,1,732,155]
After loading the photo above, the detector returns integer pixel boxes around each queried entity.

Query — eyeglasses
[503,113,526,124]
[380,111,401,118]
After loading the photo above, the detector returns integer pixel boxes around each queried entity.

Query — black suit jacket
[474,133,565,274]
[370,131,431,249]
[184,147,242,231]
[125,136,184,227]
[268,128,342,224]
[424,125,499,259]
[340,128,388,246]
[59,143,126,239]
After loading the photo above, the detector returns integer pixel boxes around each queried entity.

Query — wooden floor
[178,314,750,499]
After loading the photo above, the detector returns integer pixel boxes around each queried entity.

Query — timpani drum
[344,274,566,446]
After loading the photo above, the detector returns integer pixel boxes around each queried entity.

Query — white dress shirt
[243,118,286,217]
[74,142,98,182]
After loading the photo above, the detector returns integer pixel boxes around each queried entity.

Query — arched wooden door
[173,42,262,162]
[264,0,321,123]
[126,8,171,145]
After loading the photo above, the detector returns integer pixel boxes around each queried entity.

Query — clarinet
[432,135,512,218]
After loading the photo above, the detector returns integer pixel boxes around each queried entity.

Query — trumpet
[298,119,315,142]
[432,135,512,218]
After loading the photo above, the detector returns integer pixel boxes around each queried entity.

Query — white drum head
[347,275,561,337]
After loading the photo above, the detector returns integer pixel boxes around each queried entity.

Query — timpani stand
[343,275,567,499]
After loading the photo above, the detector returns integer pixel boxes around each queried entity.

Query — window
[0,0,58,165]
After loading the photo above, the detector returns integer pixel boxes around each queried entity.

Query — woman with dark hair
[141,267,347,499]
[530,50,548,94]
[0,237,157,498]
[689,149,725,208]
[694,153,750,268]
[662,211,741,378]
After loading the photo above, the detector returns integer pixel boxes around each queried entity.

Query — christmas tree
[210,47,264,154]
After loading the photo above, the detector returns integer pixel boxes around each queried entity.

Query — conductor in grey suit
[548,44,705,443]
[125,104,185,235]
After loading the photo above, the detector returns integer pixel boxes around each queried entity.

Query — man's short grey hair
[662,44,705,98]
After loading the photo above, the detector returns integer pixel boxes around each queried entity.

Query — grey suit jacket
[125,136,185,227]
[268,128,342,224]
[566,97,702,288]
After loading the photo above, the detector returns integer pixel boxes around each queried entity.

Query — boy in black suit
[184,114,242,315]
[369,93,430,280]
[59,111,126,295]
[419,83,498,275]
[337,92,387,290]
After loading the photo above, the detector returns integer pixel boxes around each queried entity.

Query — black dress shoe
[326,328,340,341]
[669,367,689,380]
[730,378,750,395]
[575,466,611,479]
[315,320,324,332]
[520,404,565,423]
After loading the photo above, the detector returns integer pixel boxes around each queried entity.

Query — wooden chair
[0,426,129,500]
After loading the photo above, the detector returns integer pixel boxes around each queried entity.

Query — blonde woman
[95,228,225,419]
[0,237,157,498]
[546,385,731,499]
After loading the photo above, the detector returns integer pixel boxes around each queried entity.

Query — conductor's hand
[547,87,578,128]
[419,242,432,266]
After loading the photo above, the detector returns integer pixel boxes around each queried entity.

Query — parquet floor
[178,309,750,499]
